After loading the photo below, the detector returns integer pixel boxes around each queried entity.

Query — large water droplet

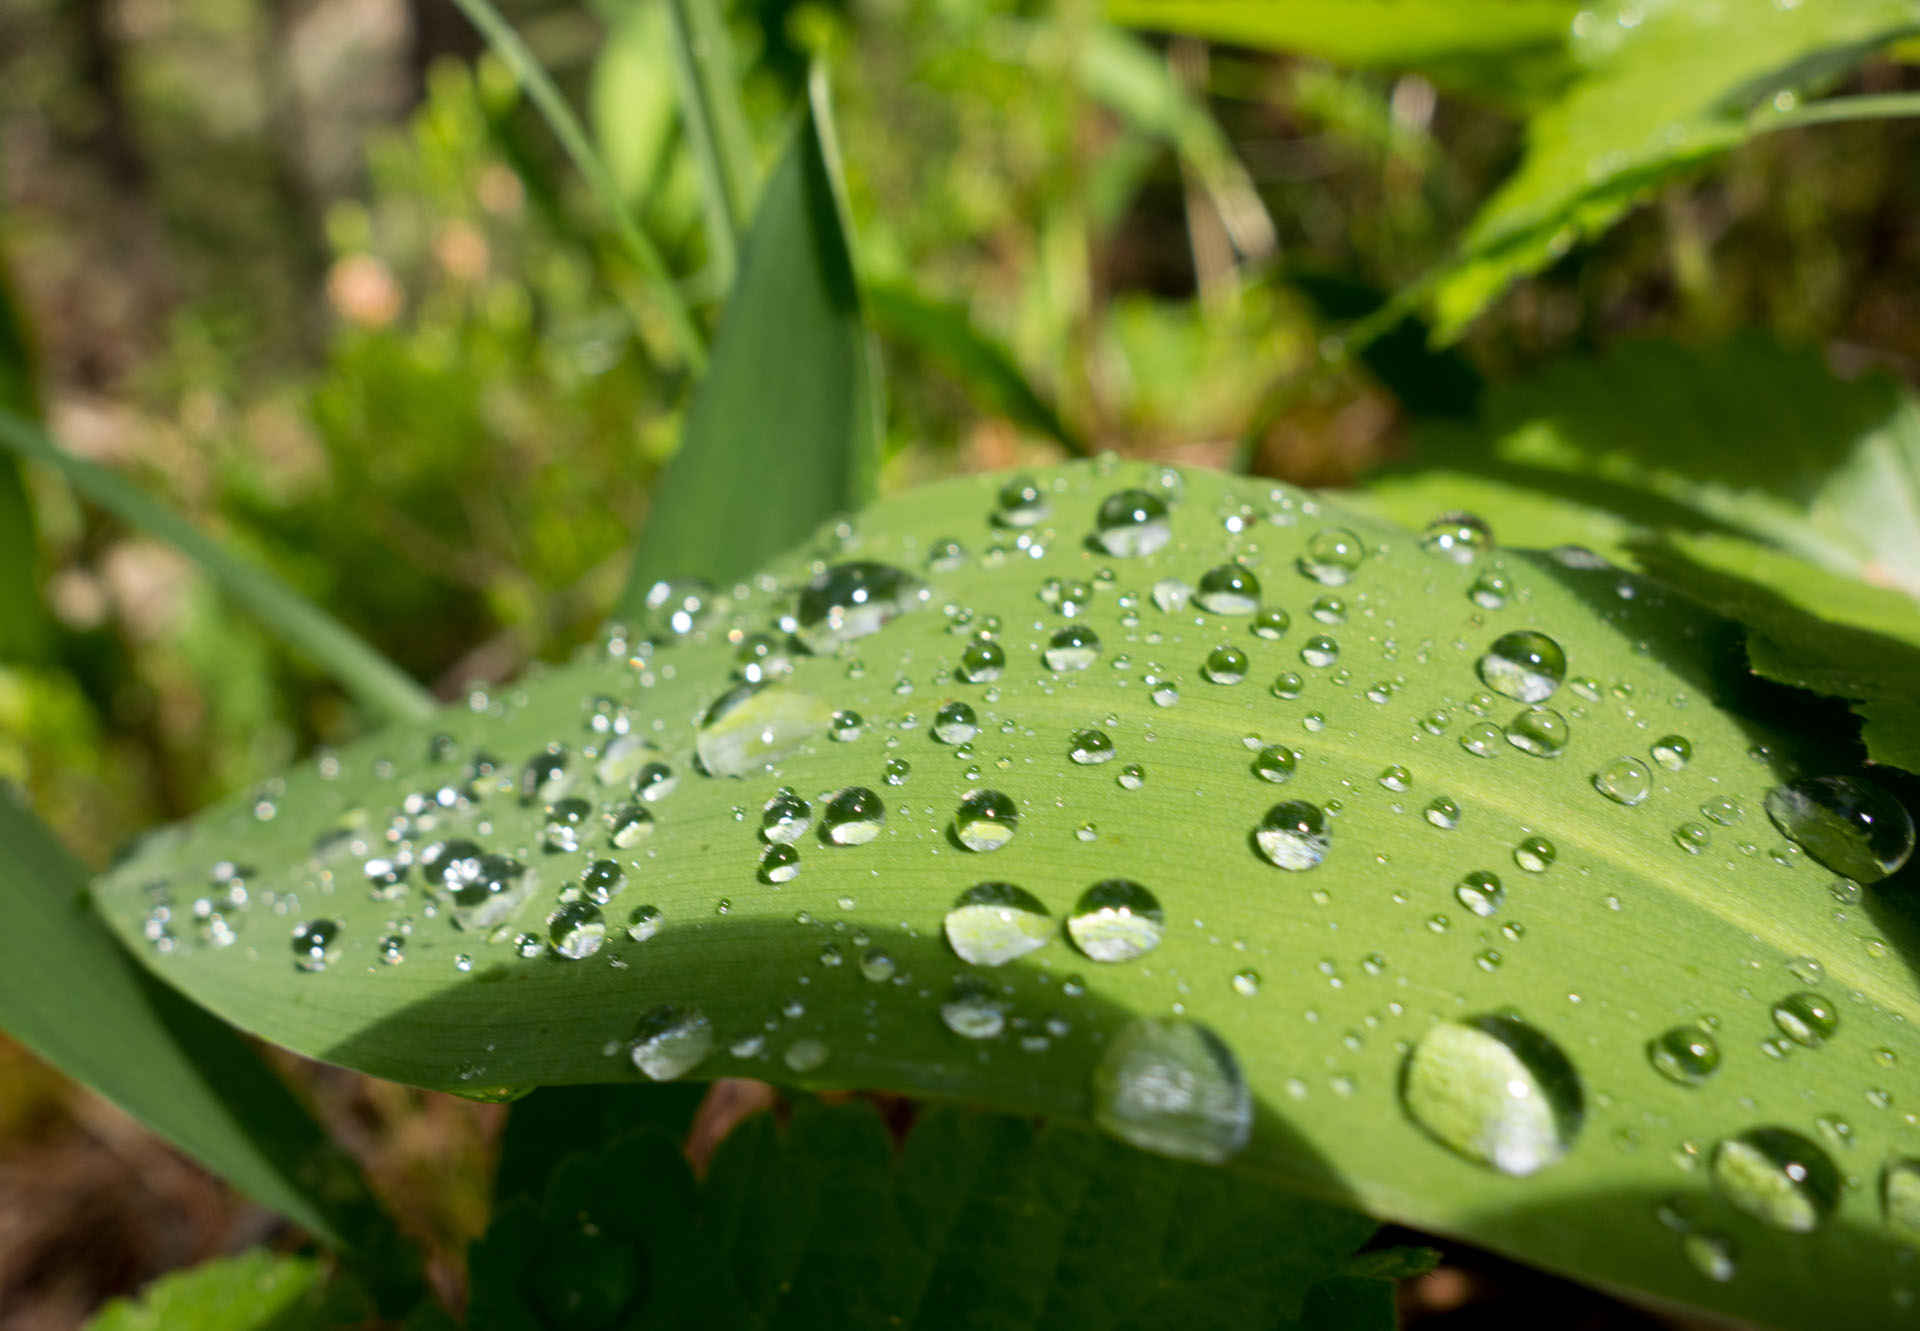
[548,901,606,960]
[1647,1025,1720,1086]
[1421,512,1491,563]
[1505,707,1570,758]
[794,562,928,652]
[1593,757,1653,806]
[759,843,801,883]
[1066,879,1165,961]
[1399,1015,1584,1176]
[1764,775,1916,883]
[1195,564,1260,614]
[1092,1018,1251,1164]
[953,788,1019,851]
[1255,801,1330,871]
[1771,991,1839,1047]
[821,786,886,845]
[761,787,813,843]
[1710,1127,1840,1233]
[696,683,836,778]
[608,805,654,849]
[1044,625,1101,672]
[1069,728,1116,765]
[1093,488,1172,556]
[1478,631,1567,704]
[1298,527,1365,586]
[941,975,1008,1039]
[629,1005,713,1081]
[945,882,1053,966]
[292,919,341,972]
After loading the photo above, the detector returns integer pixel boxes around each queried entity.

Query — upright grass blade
[664,0,758,290]
[0,410,435,725]
[618,68,879,617]
[0,795,419,1309]
[865,280,1085,456]
[0,255,48,661]
[446,0,708,372]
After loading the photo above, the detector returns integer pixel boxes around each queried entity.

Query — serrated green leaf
[1105,0,1580,103]
[866,281,1083,455]
[84,1250,367,1331]
[471,1102,1382,1330]
[619,70,878,617]
[0,794,417,1303]
[91,463,1920,1329]
[1428,0,1920,336]
[493,1082,706,1207]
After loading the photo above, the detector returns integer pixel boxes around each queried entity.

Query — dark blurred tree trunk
[258,0,330,358]
[405,0,485,107]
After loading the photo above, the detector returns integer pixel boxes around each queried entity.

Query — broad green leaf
[866,280,1083,455]
[0,410,435,725]
[493,1081,706,1206]
[0,794,418,1305]
[92,463,1920,1329]
[84,1250,367,1331]
[1401,333,1920,598]
[1428,0,1920,336]
[618,70,879,619]
[470,1102,1394,1329]
[1105,0,1580,102]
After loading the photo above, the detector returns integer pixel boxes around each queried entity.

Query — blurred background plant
[3,0,1920,1322]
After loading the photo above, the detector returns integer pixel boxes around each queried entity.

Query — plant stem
[664,0,757,289]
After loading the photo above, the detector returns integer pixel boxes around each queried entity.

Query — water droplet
[1648,1025,1720,1086]
[1300,635,1339,669]
[548,900,606,960]
[1069,728,1116,765]
[292,919,341,972]
[761,788,813,843]
[941,975,1008,1039]
[759,843,801,883]
[1270,671,1305,699]
[608,804,654,849]
[1421,512,1491,563]
[1252,608,1291,640]
[996,476,1050,528]
[1399,1015,1584,1176]
[633,762,677,802]
[1674,822,1710,854]
[626,904,662,942]
[378,933,406,965]
[1454,871,1505,917]
[821,786,886,845]
[1771,991,1839,1046]
[521,747,572,805]
[830,709,864,742]
[1425,796,1461,830]
[1255,800,1330,871]
[884,757,912,786]
[1195,564,1260,614]
[629,1005,713,1081]
[1231,969,1260,996]
[953,788,1019,851]
[1651,735,1692,771]
[1093,488,1172,556]
[1044,624,1101,671]
[1118,763,1146,791]
[1710,1127,1840,1232]
[1203,645,1249,684]
[1459,721,1503,758]
[1066,880,1165,961]
[1882,1158,1920,1242]
[859,946,896,983]
[544,797,592,852]
[1513,836,1555,872]
[1092,1018,1251,1164]
[640,577,714,638]
[1469,571,1511,610]
[959,638,1007,683]
[1594,757,1653,806]
[794,562,928,652]
[1298,527,1366,586]
[932,701,979,744]
[1764,775,1916,883]
[944,882,1052,966]
[1478,631,1567,703]
[696,683,836,778]
[1505,707,1570,758]
[1310,595,1347,625]
[1151,578,1193,613]
[580,859,626,903]
[1683,1232,1738,1283]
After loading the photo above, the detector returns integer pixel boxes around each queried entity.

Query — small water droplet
[996,476,1050,528]
[759,843,802,883]
[626,904,663,942]
[1203,645,1250,684]
[548,900,606,960]
[1771,991,1839,1046]
[959,637,1008,683]
[821,786,886,845]
[953,788,1019,851]
[1469,571,1511,609]
[1118,763,1147,791]
[1478,631,1567,703]
[1505,707,1570,758]
[1255,801,1330,871]
[1425,796,1461,830]
[1093,488,1172,557]
[1422,512,1491,564]
[580,859,627,903]
[1513,836,1555,872]
[1648,1025,1720,1086]
[1309,594,1347,625]
[1299,527,1366,586]
[1683,1232,1738,1283]
[1674,822,1711,854]
[1270,671,1305,700]
[941,975,1008,1039]
[761,788,813,843]
[292,919,341,972]
[1300,635,1339,669]
[629,1005,714,1081]
[1710,1127,1840,1232]
[1459,720,1503,758]
[1651,735,1692,771]
[1251,608,1291,640]
[1594,757,1653,806]
[1195,564,1261,614]
[1231,969,1260,997]
[1454,870,1505,917]
[1044,624,1102,672]
[1066,879,1165,961]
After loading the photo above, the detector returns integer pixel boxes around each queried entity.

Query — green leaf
[0,254,48,661]
[1427,0,1920,336]
[0,794,418,1305]
[84,1250,368,1331]
[1104,0,1581,102]
[866,280,1083,455]
[664,0,757,289]
[90,462,1920,1329]
[0,409,434,725]
[493,1082,707,1207]
[619,70,879,616]
[471,1101,1384,1329]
